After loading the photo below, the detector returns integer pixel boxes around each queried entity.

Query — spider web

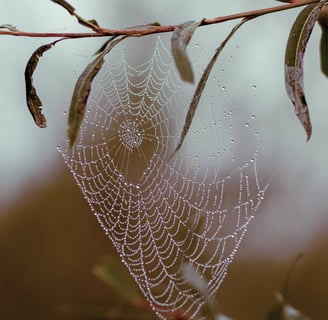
[59,36,266,319]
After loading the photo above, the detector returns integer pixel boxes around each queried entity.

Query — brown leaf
[50,0,100,31]
[50,0,75,15]
[171,20,201,83]
[25,41,57,128]
[170,19,250,159]
[284,3,324,141]
[67,36,126,148]
[318,5,328,77]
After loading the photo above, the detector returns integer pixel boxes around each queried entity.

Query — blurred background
[1,0,328,319]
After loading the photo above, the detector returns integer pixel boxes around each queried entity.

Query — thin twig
[0,0,323,39]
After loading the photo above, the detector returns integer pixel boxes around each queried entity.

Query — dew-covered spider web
[59,36,266,319]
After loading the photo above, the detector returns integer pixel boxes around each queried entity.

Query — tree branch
[0,0,323,39]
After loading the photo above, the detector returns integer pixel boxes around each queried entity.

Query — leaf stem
[0,0,324,39]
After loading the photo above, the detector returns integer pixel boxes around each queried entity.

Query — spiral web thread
[60,37,266,319]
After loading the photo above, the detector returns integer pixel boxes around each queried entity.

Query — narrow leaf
[319,25,328,76]
[0,24,19,32]
[181,263,209,298]
[318,5,328,77]
[25,41,58,128]
[94,36,119,56]
[67,36,126,148]
[50,0,100,31]
[267,293,311,320]
[50,0,75,15]
[284,3,324,141]
[171,20,201,83]
[93,259,143,307]
[170,19,249,159]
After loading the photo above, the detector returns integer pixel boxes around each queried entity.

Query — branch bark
[0,0,323,39]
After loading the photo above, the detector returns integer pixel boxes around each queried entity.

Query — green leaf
[93,258,143,307]
[284,3,324,141]
[267,255,309,320]
[267,293,311,320]
[171,20,201,83]
[170,19,249,159]
[25,41,58,128]
[67,36,126,148]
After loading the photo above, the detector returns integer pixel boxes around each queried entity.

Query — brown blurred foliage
[0,161,328,320]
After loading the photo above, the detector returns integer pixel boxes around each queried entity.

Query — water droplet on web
[59,37,266,320]
[245,123,250,128]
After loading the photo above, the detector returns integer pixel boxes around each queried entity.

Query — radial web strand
[59,36,266,319]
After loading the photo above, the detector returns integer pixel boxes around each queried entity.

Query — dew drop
[245,123,250,127]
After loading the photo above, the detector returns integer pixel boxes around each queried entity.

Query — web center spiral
[118,120,144,151]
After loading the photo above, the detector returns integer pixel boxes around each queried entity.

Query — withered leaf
[319,5,328,77]
[50,0,100,31]
[170,19,249,159]
[25,41,57,128]
[94,36,118,56]
[0,24,19,32]
[50,0,75,15]
[67,36,126,148]
[284,3,324,141]
[320,24,328,77]
[171,20,201,83]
